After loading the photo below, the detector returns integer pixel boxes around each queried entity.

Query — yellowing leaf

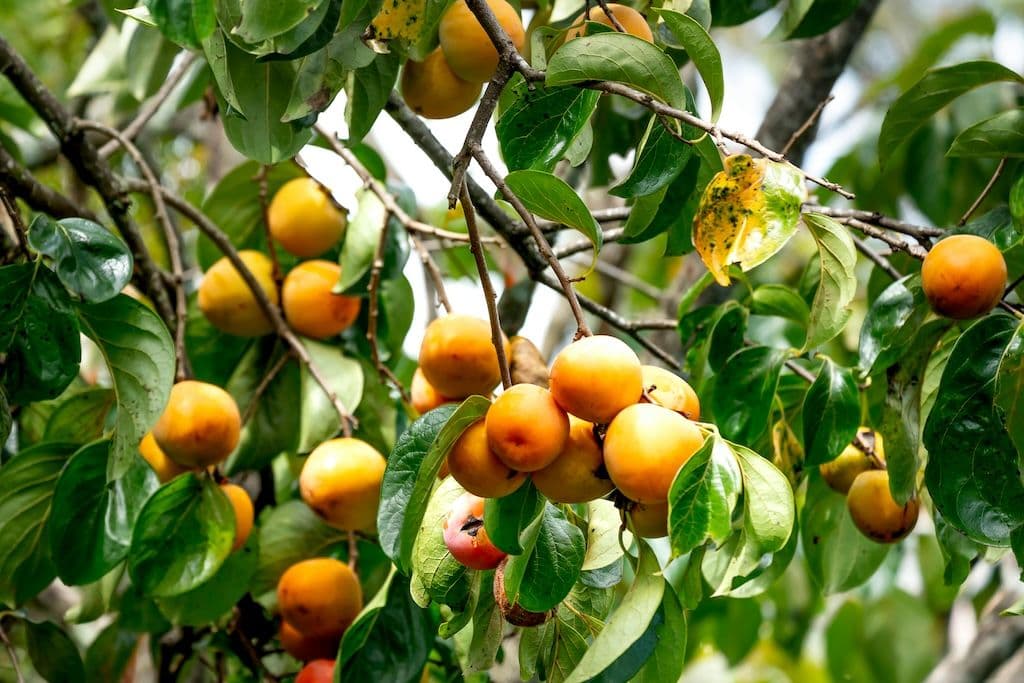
[692,155,807,285]
[370,0,427,41]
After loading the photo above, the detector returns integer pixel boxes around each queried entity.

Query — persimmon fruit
[402,48,482,119]
[847,470,919,543]
[485,383,569,472]
[629,501,669,539]
[921,234,1006,319]
[566,3,653,42]
[198,250,278,337]
[220,483,254,552]
[152,380,241,468]
[447,419,527,498]
[640,365,700,420]
[549,335,643,424]
[439,0,525,83]
[300,438,386,532]
[411,368,452,415]
[295,659,336,683]
[138,432,192,483]
[820,427,885,494]
[268,177,347,258]
[279,621,339,662]
[532,416,613,503]
[443,493,507,570]
[282,260,361,339]
[419,314,508,398]
[277,558,363,639]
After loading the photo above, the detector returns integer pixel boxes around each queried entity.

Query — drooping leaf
[710,0,781,26]
[581,500,628,572]
[655,9,724,121]
[25,619,86,683]
[27,215,133,303]
[711,345,788,444]
[802,359,860,466]
[410,476,472,610]
[346,51,401,144]
[157,531,259,625]
[610,114,694,199]
[145,0,215,48]
[484,480,545,555]
[235,0,325,43]
[803,213,858,350]
[258,0,343,62]
[338,188,387,293]
[668,435,741,557]
[502,503,586,613]
[296,339,364,452]
[947,108,1024,158]
[858,275,930,375]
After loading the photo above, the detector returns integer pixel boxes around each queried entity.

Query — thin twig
[410,234,453,313]
[461,182,512,389]
[0,187,30,257]
[0,623,24,683]
[241,349,292,425]
[852,235,902,280]
[959,157,1007,227]
[569,255,663,300]
[805,204,942,239]
[834,216,929,260]
[255,165,283,286]
[366,211,413,403]
[592,0,627,32]
[554,227,625,258]
[781,95,834,157]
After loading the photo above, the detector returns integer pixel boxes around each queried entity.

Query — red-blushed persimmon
[198,250,278,337]
[603,403,704,503]
[138,432,192,483]
[152,381,241,468]
[443,493,507,570]
[640,365,700,420]
[268,177,347,258]
[921,234,1007,319]
[282,260,361,340]
[401,48,482,119]
[279,621,339,662]
[277,558,363,639]
[295,659,335,683]
[566,3,653,42]
[411,368,452,415]
[629,501,669,538]
[485,384,569,472]
[418,314,509,398]
[820,427,885,494]
[532,416,613,503]
[549,335,643,425]
[847,470,919,543]
[439,0,525,83]
[220,483,254,552]
[300,438,386,532]
[448,419,527,498]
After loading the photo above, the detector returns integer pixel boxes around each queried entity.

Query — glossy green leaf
[78,294,175,481]
[734,444,794,553]
[252,499,344,595]
[997,322,1024,457]
[484,480,544,555]
[802,359,860,466]
[503,503,586,612]
[338,188,386,293]
[410,476,472,610]
[157,531,259,625]
[803,213,858,350]
[43,387,114,444]
[610,115,693,199]
[201,29,243,114]
[144,0,215,48]
[297,339,364,452]
[454,573,503,672]
[27,215,133,303]
[128,473,235,596]
[656,9,724,121]
[707,301,748,372]
[346,52,400,144]
[710,0,781,26]
[235,0,324,43]
[631,587,687,683]
[947,108,1024,158]
[925,315,1024,545]
[25,619,86,683]
[771,0,858,40]
[750,284,810,325]
[257,0,343,62]
[711,345,788,444]
[879,61,1023,168]
[858,275,930,375]
[581,500,627,572]
[668,436,741,557]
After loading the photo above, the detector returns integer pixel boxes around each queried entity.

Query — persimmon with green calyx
[439,0,525,83]
[418,313,509,398]
[295,659,336,683]
[448,418,527,498]
[486,383,569,472]
[628,501,669,539]
[411,368,452,416]
[279,621,339,662]
[640,365,700,420]
[300,438,386,532]
[277,558,363,639]
[549,334,643,425]
[443,493,507,570]
[138,432,192,483]
[152,380,241,468]
[402,48,482,120]
[921,234,1007,319]
[603,403,704,503]
[566,3,653,42]
[532,416,613,503]
[268,177,347,258]
[847,470,919,543]
[198,250,278,337]
[220,483,253,552]
[282,260,361,339]
[820,427,885,494]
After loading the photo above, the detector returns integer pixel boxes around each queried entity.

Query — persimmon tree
[0,1,1023,682]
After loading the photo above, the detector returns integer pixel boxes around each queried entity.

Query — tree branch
[0,143,96,221]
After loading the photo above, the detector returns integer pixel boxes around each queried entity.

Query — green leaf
[484,480,545,555]
[547,32,687,110]
[0,443,77,606]
[581,500,627,572]
[497,79,600,173]
[997,322,1024,458]
[879,60,1023,168]
[346,52,400,144]
[378,400,485,572]
[803,213,857,350]
[83,621,138,683]
[505,170,603,269]
[668,435,741,557]
[503,503,586,613]
[771,0,858,40]
[27,215,133,303]
[802,475,889,593]
[0,386,10,446]
[733,444,794,553]
[257,0,343,62]
[631,587,687,683]
[78,294,175,481]
[43,387,115,444]
[750,284,810,325]
[610,115,693,199]
[655,9,724,121]
[49,440,158,585]
[410,476,472,610]
[338,188,386,293]
[339,571,434,681]
[297,339,364,452]
[0,263,81,403]
[711,346,788,444]
[128,473,235,596]
[710,0,781,27]
[802,359,860,466]
[201,29,243,113]
[145,0,215,48]
[706,301,748,372]
[858,275,930,375]
[157,531,259,625]
[454,573,503,672]
[947,108,1024,158]
[924,315,1024,545]
[235,0,325,43]
[252,499,344,595]
[25,620,86,683]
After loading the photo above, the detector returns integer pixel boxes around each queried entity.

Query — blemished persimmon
[220,483,254,552]
[566,3,653,42]
[640,365,700,420]
[268,177,347,258]
[443,493,507,570]
[277,558,363,639]
[629,501,669,539]
[603,403,704,503]
[486,384,570,472]
[402,48,482,119]
[279,621,339,662]
[448,419,527,498]
[549,335,643,424]
[439,0,525,83]
[198,250,278,337]
[493,558,552,627]
[532,416,613,503]
[847,470,919,543]
[300,438,386,532]
[295,659,336,683]
[411,368,452,415]
[418,314,509,398]
[282,260,361,339]
[820,427,885,494]
[921,234,1007,319]
[152,381,241,468]
[138,432,192,483]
